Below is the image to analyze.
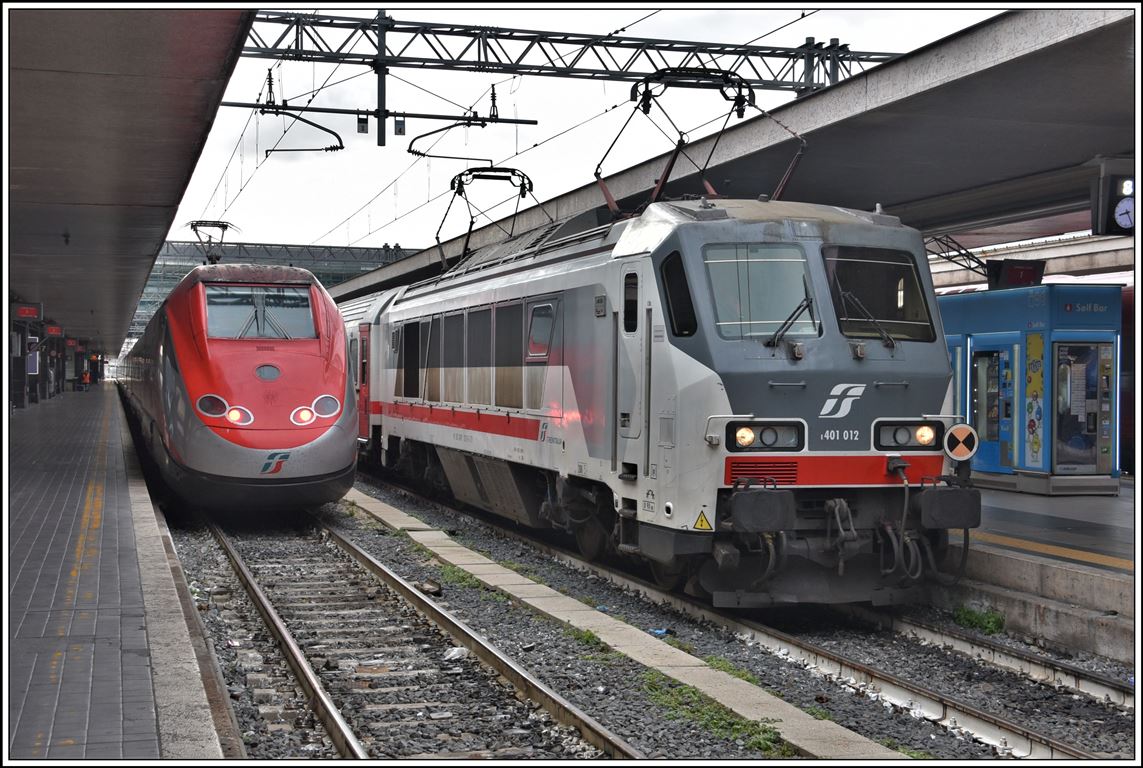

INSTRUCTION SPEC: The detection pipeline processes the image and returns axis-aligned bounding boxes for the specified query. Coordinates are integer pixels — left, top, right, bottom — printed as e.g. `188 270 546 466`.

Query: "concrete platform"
6 383 223 759
936 478 1135 664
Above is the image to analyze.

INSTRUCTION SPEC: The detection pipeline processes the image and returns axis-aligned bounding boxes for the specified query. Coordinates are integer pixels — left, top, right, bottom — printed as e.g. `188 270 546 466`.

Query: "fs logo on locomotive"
819 383 867 419
261 451 291 474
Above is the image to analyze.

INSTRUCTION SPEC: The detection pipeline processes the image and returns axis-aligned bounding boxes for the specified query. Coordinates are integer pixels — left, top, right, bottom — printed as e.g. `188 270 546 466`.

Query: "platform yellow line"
973 530 1134 572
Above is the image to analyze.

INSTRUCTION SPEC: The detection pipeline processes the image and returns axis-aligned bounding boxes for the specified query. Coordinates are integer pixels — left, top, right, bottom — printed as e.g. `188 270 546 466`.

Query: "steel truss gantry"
241 10 899 145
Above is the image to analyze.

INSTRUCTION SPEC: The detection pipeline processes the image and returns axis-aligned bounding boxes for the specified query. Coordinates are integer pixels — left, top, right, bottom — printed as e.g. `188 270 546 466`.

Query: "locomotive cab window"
704 244 818 340
623 274 639 333
205 285 317 339
661 251 697 337
821 246 935 342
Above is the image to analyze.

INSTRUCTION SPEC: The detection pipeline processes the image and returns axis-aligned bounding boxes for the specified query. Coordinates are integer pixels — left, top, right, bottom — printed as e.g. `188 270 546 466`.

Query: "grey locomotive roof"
401 197 906 300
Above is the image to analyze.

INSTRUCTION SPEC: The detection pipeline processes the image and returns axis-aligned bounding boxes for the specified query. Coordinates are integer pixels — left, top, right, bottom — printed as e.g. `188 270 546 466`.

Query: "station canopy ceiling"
7 9 253 356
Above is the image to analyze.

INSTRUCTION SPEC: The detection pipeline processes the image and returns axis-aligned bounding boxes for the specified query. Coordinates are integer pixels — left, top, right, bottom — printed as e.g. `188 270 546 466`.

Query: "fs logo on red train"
261 451 291 474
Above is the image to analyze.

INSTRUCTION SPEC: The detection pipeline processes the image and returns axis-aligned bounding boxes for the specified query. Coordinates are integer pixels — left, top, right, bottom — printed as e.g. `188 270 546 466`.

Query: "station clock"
1092 173 1134 236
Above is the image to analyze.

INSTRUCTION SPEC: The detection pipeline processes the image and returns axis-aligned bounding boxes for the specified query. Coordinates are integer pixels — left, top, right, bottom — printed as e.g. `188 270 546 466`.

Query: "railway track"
351 475 1132 760
207 519 642 759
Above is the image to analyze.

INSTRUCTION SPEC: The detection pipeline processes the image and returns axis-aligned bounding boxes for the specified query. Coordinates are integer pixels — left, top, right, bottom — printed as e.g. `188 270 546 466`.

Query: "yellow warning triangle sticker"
693 511 713 531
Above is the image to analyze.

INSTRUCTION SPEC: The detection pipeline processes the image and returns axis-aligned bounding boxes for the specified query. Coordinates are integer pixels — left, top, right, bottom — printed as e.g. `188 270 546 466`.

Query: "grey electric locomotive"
346 198 980 606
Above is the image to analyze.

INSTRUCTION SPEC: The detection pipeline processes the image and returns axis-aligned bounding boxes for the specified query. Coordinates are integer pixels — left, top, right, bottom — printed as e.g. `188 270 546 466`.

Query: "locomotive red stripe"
374 401 542 440
725 454 945 486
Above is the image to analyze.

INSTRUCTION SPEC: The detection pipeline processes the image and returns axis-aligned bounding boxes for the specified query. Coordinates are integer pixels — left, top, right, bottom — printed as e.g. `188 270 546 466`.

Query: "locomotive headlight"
915 425 936 446
759 427 780 447
735 427 756 447
893 426 912 446
226 408 242 423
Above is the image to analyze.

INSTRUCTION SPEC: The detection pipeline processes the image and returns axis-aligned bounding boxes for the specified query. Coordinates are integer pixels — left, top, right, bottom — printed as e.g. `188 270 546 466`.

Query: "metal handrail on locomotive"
342 199 982 607
119 264 358 511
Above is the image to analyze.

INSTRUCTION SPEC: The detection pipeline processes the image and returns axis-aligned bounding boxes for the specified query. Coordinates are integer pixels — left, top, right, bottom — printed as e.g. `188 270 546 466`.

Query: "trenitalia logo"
819 384 866 419
261 451 291 474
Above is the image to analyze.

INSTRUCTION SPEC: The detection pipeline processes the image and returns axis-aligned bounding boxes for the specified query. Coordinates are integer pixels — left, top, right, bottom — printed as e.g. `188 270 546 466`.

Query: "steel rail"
319 519 646 760
837 604 1134 710
208 522 370 759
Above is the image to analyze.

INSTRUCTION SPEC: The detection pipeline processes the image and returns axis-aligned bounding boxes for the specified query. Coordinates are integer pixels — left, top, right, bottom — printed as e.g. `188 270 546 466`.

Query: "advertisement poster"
1024 333 1044 469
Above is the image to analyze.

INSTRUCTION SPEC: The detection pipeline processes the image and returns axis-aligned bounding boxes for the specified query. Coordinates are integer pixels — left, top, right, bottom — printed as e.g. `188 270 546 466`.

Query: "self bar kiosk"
938 285 1122 495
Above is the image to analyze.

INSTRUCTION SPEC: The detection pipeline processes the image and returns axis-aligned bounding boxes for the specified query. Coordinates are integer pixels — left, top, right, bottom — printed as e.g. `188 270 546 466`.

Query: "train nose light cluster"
876 421 943 450
291 395 341 425
728 422 802 451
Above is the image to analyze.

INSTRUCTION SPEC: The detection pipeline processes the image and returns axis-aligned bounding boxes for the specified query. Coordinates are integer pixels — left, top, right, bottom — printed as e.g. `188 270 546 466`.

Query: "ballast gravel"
334 479 1022 759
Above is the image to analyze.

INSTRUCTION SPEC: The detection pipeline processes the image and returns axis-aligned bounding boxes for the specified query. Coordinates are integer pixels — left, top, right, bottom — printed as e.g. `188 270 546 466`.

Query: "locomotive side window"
394 326 404 397
704 244 817 340
661 251 697 337
426 317 442 402
821 246 935 342
467 308 492 405
495 302 523 409
527 305 554 358
442 313 464 403
419 319 432 400
401 322 420 398
623 274 639 332
205 285 317 339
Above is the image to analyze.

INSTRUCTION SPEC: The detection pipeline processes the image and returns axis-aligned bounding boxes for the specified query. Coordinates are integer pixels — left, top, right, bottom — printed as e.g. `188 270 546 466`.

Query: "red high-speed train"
119 264 357 510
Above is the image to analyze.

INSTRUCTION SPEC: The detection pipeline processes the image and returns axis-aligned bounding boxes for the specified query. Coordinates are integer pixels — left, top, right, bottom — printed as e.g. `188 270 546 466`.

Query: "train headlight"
876 421 943 450
224 406 254 425
312 395 340 417
291 406 316 425
727 422 803 451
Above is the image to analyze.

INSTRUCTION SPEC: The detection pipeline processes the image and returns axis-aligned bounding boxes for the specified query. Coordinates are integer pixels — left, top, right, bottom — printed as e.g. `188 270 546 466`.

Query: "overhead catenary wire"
313 10 663 246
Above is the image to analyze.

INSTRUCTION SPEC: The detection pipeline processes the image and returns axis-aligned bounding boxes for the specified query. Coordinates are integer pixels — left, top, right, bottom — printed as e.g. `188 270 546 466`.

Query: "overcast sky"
175 5 1006 252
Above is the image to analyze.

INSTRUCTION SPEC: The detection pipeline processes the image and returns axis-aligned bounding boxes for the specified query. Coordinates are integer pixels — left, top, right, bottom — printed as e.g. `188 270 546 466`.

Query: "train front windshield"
821 246 936 342
703 243 820 340
205 284 318 339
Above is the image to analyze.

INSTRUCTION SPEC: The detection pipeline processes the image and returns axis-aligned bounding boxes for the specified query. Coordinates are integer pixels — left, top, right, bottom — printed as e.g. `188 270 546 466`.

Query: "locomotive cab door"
617 264 646 442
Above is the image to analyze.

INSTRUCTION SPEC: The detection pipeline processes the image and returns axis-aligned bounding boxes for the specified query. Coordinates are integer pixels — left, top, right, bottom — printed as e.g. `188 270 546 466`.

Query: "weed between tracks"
641 669 795 757
953 605 1005 635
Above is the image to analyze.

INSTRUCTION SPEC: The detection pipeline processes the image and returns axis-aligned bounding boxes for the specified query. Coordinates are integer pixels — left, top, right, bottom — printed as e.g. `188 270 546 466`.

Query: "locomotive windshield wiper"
840 290 897 348
765 296 813 348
